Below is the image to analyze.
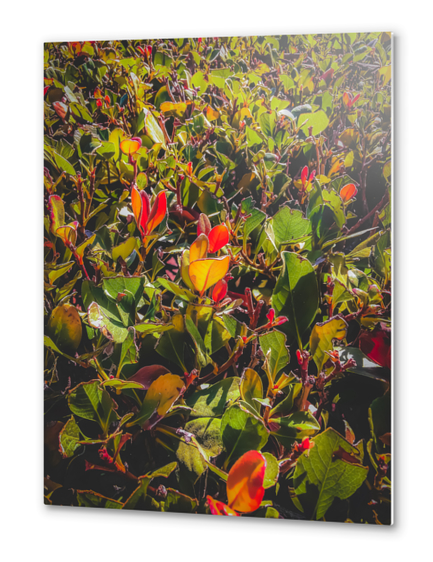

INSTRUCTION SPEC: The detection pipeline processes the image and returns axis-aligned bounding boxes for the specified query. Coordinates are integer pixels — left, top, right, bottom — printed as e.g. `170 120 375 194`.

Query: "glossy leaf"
189 255 230 296
207 496 239 516
310 317 348 372
272 252 319 345
146 191 167 234
227 450 266 512
340 183 358 202
186 377 240 417
221 405 269 466
208 224 229 253
134 374 184 430
240 368 263 416
120 137 142 155
190 233 209 263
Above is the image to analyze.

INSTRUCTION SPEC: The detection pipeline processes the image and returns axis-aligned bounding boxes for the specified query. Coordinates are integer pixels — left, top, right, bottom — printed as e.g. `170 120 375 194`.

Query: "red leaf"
207 496 239 516
266 308 275 323
208 224 229 253
146 191 167 234
128 365 171 389
212 279 228 303
359 323 391 369
301 166 308 185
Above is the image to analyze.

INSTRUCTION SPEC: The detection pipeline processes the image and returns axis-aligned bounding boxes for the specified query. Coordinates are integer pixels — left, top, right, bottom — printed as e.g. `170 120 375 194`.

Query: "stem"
346 189 389 236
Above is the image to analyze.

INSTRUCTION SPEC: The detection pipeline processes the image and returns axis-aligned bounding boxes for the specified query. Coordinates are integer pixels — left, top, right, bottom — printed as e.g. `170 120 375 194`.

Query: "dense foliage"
44 32 391 523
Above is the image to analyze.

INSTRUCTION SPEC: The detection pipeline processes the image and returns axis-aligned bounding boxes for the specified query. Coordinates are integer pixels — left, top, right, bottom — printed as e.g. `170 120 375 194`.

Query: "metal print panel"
44 33 392 524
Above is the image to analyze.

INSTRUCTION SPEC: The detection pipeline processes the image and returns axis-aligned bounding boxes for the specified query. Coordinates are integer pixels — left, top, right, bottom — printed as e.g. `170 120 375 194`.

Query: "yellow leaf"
190 233 209 263
160 101 188 118
143 373 184 423
205 106 220 121
309 317 348 372
181 250 195 290
189 256 230 296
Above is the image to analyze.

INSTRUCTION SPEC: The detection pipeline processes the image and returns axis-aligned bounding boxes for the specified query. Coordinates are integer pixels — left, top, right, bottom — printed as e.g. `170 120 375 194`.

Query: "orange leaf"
340 183 358 203
212 279 228 303
208 224 229 253
343 92 350 106
207 496 239 516
53 101 68 120
120 137 142 155
189 256 230 296
131 186 150 234
190 234 208 263
226 450 266 513
328 159 344 177
197 213 211 237
146 191 167 234
205 106 220 121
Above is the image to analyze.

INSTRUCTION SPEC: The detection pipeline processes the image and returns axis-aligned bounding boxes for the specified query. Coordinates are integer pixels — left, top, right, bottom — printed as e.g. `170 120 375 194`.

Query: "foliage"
44 32 391 523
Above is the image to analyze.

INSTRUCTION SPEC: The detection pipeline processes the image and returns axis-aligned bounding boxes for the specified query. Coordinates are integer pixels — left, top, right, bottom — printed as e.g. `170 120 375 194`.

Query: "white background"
1 1 431 559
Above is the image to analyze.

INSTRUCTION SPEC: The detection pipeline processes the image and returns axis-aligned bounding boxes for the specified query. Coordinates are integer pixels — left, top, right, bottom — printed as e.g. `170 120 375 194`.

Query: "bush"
44 32 391 523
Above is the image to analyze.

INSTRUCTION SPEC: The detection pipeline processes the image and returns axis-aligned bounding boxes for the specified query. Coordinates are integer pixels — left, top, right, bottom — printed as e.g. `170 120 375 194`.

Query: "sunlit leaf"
146 191 167 233
189 255 230 296
310 316 348 372
208 224 229 253
226 450 266 512
190 233 209 263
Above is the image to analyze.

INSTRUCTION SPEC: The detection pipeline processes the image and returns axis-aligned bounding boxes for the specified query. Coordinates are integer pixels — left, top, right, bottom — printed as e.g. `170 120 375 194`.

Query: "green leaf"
155 326 187 372
103 276 145 306
271 411 320 449
259 330 290 383
272 252 319 346
112 237 138 262
87 301 129 343
310 317 348 372
157 277 196 302
77 491 122 509
243 208 266 250
246 126 263 146
240 368 263 416
54 151 76 175
293 428 368 520
263 452 279 488
59 416 81 458
298 110 329 136
186 377 240 417
271 207 311 246
144 108 166 148
221 405 269 467
185 314 212 369
176 417 223 477
68 380 119 435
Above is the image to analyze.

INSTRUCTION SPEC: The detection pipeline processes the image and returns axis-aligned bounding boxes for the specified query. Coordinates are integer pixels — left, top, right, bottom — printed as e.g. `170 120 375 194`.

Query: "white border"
1 2 431 560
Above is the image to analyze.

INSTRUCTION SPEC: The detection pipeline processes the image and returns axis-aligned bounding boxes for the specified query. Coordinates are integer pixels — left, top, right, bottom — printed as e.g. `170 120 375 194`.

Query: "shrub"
44 32 391 523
